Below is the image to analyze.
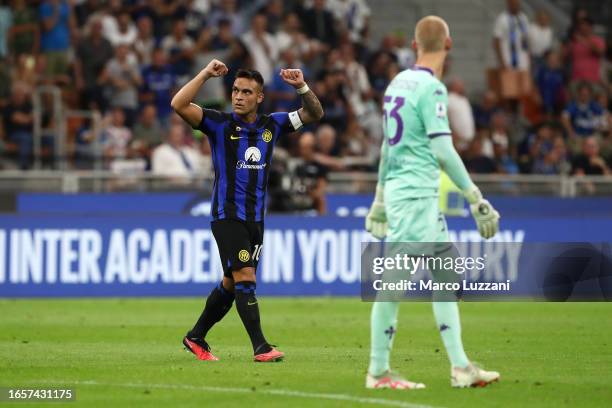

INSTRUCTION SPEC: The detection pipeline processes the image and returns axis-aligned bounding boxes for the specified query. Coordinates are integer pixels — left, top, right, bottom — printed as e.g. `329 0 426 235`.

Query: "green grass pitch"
1 298 611 407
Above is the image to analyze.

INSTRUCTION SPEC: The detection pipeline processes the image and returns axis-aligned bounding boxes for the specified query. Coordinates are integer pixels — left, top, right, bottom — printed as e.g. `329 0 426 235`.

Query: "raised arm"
279 69 324 125
171 59 228 128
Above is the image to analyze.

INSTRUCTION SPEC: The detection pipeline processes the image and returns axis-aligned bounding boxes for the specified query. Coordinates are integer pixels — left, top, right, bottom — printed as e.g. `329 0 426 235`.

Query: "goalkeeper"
365 16 501 390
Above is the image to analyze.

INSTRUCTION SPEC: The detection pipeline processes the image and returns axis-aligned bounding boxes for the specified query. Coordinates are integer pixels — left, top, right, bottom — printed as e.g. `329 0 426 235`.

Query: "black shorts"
211 219 264 278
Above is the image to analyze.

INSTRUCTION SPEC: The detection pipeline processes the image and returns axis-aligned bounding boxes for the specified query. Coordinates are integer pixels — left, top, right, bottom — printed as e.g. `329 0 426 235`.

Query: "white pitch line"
32 379 441 408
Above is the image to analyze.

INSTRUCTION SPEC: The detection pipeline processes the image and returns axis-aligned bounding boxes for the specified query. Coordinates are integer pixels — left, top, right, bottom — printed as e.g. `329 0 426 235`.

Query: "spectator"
151 124 204 179
190 32 227 110
100 44 142 124
314 124 345 170
74 0 99 27
210 18 234 51
330 0 371 45
75 18 114 110
0 57 10 107
39 0 75 83
241 12 279 85
447 77 476 153
367 51 395 105
134 16 155 66
101 107 132 164
464 134 497 174
535 50 565 116
317 69 350 133
275 12 319 63
490 111 511 156
561 82 604 139
532 135 567 174
493 0 530 71
527 10 553 71
572 136 610 175
264 0 284 34
494 135 520 174
473 90 500 130
339 42 378 136
2 82 33 169
11 53 39 88
340 117 371 158
161 19 195 84
294 131 328 214
564 7 589 44
7 0 39 58
222 40 253 101
183 0 208 39
0 1 11 59
565 17 606 84
104 10 137 47
302 0 337 48
141 48 176 123
208 0 245 37
132 104 164 158
396 36 416 69
268 47 304 112
596 92 610 135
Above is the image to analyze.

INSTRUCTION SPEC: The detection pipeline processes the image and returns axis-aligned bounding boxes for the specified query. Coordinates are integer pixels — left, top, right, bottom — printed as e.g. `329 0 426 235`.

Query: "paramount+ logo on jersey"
236 146 266 170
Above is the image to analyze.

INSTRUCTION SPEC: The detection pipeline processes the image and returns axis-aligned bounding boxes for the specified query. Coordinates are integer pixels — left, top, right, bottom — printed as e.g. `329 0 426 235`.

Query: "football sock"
234 281 271 354
188 281 235 339
368 301 399 376
432 301 470 368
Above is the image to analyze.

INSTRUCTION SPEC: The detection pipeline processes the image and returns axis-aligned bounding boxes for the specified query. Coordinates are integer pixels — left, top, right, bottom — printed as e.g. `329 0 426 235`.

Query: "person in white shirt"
493 0 530 70
528 10 553 72
152 124 204 180
134 16 155 66
447 78 476 153
104 11 137 47
241 12 279 84
328 0 371 44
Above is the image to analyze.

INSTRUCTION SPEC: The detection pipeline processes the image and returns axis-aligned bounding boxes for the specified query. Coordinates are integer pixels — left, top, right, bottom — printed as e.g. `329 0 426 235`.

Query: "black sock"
234 281 271 354
188 282 235 339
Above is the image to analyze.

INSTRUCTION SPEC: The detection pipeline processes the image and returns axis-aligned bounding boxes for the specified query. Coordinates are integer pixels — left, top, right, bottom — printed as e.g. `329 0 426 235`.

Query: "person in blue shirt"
171 59 323 363
536 50 565 116
562 82 604 138
39 0 74 80
141 48 176 124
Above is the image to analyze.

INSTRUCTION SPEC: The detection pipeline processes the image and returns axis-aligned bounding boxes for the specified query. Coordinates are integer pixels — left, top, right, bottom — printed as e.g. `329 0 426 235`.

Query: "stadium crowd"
0 0 610 185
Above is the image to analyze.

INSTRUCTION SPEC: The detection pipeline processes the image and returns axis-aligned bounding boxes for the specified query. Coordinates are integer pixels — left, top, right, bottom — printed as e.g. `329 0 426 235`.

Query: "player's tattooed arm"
279 68 324 125
297 89 324 125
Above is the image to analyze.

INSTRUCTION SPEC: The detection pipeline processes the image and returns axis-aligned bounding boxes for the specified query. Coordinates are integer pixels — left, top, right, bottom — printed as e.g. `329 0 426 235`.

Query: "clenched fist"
203 59 228 78
280 68 306 89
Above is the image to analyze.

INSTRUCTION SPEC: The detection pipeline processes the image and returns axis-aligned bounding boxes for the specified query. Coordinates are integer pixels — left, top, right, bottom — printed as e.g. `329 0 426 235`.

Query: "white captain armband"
288 110 304 130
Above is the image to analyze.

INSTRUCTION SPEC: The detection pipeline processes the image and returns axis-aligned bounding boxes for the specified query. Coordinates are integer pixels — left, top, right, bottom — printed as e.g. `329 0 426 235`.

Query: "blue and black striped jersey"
196 109 299 221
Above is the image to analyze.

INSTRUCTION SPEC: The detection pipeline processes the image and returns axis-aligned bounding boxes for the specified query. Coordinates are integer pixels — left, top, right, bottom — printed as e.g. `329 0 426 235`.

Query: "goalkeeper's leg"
368 301 399 376
431 223 499 387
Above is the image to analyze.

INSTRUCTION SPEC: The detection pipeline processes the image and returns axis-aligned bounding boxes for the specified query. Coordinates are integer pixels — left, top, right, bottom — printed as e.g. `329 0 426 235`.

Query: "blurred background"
0 0 610 297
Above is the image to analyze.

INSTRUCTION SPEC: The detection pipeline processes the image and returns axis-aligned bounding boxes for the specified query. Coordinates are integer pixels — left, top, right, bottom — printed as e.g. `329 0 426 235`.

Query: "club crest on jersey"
238 249 250 262
262 129 273 143
236 146 266 170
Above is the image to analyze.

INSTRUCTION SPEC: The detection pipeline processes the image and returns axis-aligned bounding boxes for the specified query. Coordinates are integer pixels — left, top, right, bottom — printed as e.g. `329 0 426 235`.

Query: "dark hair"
235 69 264 88
577 81 592 94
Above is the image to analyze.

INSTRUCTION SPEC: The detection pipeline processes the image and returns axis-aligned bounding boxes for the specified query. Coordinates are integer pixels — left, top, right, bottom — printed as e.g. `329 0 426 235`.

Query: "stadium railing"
0 170 611 197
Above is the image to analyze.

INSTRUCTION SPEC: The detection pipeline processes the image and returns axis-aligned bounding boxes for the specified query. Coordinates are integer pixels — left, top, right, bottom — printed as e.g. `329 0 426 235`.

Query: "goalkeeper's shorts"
386 196 450 247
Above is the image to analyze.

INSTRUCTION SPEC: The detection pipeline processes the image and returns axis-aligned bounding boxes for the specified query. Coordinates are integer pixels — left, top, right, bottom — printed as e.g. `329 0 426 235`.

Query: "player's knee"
222 276 235 293
232 267 256 282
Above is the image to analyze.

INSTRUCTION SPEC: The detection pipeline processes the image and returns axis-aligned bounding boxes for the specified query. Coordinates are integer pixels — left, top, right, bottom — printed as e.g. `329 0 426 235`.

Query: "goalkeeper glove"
464 186 500 239
365 184 387 239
